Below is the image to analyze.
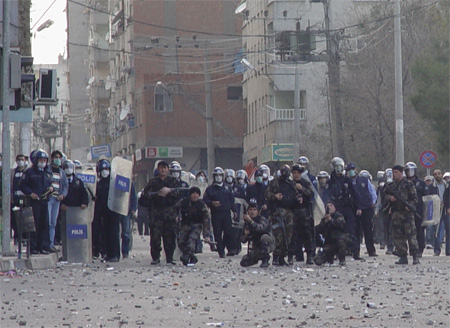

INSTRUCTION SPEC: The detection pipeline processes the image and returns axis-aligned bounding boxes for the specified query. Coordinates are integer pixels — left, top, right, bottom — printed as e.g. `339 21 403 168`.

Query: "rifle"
384 182 421 219
146 187 190 197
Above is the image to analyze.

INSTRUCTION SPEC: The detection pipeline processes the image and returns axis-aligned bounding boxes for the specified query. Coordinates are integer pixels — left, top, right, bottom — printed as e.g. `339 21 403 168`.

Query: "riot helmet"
443 172 450 181
405 162 417 178
254 169 264 184
317 171 329 187
376 171 385 183
224 169 236 185
259 164 270 181
62 160 75 176
331 157 345 175
297 156 310 172
169 163 182 179
280 165 291 180
97 159 111 178
359 170 372 181
236 169 248 186
35 150 49 169
384 168 393 183
212 167 224 184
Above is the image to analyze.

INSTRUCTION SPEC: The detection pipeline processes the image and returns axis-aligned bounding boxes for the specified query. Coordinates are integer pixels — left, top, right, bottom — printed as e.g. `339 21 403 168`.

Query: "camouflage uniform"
291 178 315 259
314 211 351 265
265 178 296 258
384 179 419 257
139 175 180 263
240 215 275 267
175 197 211 264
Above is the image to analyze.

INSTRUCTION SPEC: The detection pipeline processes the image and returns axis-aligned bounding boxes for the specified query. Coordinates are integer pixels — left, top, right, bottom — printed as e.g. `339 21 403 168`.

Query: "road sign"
419 150 437 168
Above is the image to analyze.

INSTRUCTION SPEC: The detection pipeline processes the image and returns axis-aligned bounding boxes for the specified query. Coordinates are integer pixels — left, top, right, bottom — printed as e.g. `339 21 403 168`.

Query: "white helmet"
331 157 345 175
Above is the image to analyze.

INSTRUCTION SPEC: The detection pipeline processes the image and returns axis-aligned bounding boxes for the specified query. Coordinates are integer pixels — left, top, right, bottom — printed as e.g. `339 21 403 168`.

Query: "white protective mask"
65 168 74 176
17 160 25 168
197 176 205 183
101 170 110 178
37 162 46 169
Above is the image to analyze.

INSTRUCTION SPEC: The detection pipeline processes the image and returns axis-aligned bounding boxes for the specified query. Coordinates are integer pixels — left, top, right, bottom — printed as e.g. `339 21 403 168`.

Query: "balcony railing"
267 105 306 122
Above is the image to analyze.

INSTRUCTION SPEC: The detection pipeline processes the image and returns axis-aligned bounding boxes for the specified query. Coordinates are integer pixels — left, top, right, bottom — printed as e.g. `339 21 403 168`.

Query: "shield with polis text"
108 157 133 216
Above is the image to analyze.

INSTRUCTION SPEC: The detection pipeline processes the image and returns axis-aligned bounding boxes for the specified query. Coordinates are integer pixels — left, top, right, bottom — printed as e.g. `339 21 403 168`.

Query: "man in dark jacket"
314 201 350 266
240 199 275 268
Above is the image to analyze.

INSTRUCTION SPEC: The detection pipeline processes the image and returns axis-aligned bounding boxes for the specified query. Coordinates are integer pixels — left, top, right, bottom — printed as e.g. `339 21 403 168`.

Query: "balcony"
267 105 306 123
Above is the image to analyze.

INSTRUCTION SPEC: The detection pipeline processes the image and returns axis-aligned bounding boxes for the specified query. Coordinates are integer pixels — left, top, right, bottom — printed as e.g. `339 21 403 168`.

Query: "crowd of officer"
10 150 450 268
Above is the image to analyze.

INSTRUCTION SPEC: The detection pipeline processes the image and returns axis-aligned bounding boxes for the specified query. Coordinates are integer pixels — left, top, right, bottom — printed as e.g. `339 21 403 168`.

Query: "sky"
30 0 67 64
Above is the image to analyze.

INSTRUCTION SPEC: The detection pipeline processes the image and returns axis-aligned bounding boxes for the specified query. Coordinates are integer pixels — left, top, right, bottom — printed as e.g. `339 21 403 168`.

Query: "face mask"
37 161 46 169
214 175 223 183
101 170 110 178
348 169 356 178
379 182 385 187
335 165 344 175
172 172 180 179
53 158 61 166
197 176 204 183
65 168 74 176
237 178 245 185
17 160 25 168
255 176 263 184
225 176 233 184
262 173 268 180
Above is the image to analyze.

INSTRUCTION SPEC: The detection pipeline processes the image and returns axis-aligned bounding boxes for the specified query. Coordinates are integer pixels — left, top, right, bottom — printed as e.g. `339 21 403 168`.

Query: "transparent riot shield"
108 157 133 216
422 194 441 226
63 207 92 263
76 169 97 223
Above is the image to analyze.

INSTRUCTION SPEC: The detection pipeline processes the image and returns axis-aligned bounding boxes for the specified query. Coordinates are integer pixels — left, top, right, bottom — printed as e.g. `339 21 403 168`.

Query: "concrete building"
241 0 385 172
105 0 245 189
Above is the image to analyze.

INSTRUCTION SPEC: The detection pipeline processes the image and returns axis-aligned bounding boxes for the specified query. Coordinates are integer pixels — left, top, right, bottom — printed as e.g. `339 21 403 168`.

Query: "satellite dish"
235 1 247 14
88 76 95 85
119 106 130 120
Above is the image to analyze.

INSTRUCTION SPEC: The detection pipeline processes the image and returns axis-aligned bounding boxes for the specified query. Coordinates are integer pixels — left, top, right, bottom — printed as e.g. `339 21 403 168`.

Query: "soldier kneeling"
314 201 350 266
175 187 211 266
240 199 275 268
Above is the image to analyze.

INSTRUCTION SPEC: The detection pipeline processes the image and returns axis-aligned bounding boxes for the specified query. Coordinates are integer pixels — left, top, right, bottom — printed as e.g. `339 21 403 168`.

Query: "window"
154 88 173 112
227 86 242 100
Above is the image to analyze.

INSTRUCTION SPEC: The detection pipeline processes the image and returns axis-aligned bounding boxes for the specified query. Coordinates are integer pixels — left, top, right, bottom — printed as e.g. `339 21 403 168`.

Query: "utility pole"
1 0 12 255
204 46 215 181
394 0 404 165
293 64 301 159
323 0 345 159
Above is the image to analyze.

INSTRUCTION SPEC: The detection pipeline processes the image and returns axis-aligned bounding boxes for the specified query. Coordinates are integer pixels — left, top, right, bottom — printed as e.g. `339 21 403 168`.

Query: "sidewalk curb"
0 251 60 272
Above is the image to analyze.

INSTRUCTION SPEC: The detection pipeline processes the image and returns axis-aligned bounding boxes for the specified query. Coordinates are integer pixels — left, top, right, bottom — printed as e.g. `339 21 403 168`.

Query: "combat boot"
395 256 408 265
353 251 365 262
412 254 420 265
272 255 280 266
306 253 314 265
189 254 198 264
338 256 346 266
180 254 190 266
287 254 294 265
278 256 290 266
260 257 270 268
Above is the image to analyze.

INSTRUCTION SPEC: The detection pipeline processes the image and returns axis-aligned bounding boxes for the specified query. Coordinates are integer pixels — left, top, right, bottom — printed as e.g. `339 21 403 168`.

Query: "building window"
227 86 242 100
154 88 173 112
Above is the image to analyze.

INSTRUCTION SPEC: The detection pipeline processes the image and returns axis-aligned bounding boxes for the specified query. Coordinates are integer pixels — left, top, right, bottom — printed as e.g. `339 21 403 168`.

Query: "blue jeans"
434 213 450 255
120 214 131 257
47 196 61 248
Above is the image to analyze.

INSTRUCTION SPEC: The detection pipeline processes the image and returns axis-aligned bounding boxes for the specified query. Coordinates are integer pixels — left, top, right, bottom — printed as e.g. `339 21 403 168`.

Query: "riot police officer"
322 157 363 261
93 159 120 262
203 167 236 258
19 150 53 254
405 162 428 257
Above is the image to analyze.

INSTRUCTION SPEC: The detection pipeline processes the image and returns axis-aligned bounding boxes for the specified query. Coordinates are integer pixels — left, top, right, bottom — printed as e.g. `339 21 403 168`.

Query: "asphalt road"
1 232 449 328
